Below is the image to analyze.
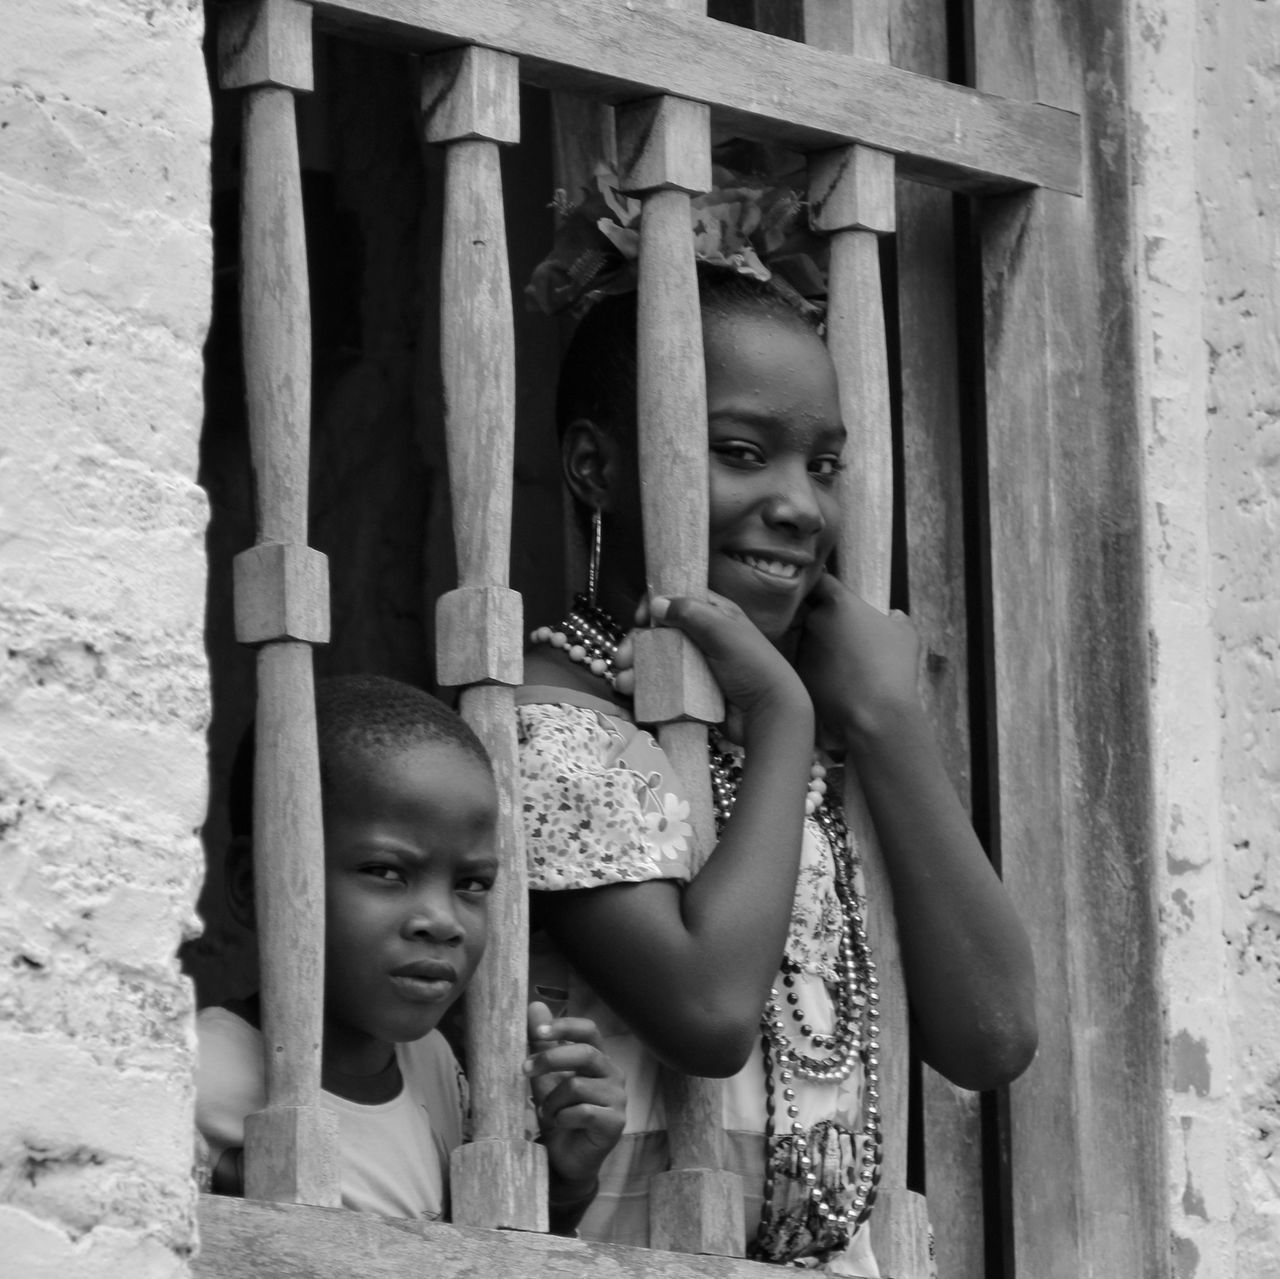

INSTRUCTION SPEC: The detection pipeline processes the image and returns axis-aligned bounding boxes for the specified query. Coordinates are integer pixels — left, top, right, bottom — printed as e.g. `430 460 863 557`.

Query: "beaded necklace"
709 737 881 1263
530 599 882 1266
529 594 626 686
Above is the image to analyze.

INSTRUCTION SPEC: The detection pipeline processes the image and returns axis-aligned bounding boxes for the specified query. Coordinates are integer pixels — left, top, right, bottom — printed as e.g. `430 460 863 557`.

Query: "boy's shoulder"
195 1002 465 1146
195 1003 267 1162
197 1003 264 1072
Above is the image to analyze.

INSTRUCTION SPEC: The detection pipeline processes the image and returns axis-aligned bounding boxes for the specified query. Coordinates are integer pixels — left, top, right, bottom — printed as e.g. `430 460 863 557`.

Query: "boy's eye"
361 864 406 885
456 874 495 897
711 440 764 466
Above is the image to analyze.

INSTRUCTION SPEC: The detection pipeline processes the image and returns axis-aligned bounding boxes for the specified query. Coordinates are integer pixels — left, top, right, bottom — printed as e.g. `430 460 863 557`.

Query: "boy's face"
321 739 498 1076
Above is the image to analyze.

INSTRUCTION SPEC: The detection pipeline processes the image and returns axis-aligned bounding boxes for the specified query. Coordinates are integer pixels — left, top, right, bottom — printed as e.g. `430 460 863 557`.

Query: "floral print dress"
517 685 879 1276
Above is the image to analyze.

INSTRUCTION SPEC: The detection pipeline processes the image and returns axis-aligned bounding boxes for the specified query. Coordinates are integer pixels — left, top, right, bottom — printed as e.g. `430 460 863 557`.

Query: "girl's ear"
226 835 256 933
562 418 626 513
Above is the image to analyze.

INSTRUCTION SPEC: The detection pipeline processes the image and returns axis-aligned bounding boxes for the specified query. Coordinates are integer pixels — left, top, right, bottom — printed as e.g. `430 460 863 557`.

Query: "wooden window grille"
196 0 1165 1276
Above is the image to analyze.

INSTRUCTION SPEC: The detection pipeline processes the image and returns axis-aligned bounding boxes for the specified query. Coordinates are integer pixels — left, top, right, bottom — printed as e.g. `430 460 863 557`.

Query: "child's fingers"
524 1039 619 1083
645 593 750 661
613 634 636 697
533 1015 606 1051
540 1099 626 1146
803 571 840 609
527 1000 555 1046
535 1074 627 1129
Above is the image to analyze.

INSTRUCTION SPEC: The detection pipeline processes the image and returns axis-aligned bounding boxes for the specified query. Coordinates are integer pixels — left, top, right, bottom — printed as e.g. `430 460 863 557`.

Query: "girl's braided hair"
555 262 821 444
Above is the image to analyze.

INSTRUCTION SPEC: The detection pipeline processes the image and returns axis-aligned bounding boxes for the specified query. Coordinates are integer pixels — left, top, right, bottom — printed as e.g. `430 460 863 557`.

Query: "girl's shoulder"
516 683 634 721
516 685 647 767
516 685 696 890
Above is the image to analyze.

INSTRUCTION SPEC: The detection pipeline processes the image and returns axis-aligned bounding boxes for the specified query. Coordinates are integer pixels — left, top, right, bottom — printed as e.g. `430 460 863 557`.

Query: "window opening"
186 4 1162 1278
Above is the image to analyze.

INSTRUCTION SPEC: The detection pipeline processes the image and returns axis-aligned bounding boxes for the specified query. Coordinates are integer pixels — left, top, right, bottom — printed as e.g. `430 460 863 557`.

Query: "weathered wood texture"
422 46 547 1232
707 0 802 42
888 2 985 1274
234 543 330 646
806 5 929 1275
195 1194 868 1279
974 0 1166 1274
220 0 339 1209
308 0 1080 194
617 92 742 1259
980 184 1079 1276
219 0 315 92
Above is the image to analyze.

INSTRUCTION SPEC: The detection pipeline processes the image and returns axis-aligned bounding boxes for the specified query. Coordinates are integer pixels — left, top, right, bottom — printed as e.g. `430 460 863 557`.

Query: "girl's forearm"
677 698 814 967
844 707 1038 1090
542 697 814 1076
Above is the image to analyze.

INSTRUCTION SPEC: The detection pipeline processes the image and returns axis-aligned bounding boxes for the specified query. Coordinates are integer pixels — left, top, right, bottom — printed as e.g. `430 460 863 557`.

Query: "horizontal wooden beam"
308 0 1081 195
195 1195 791 1278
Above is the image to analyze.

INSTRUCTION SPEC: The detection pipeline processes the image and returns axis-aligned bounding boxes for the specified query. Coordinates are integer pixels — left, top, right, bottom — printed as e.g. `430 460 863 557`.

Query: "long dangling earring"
587 506 603 608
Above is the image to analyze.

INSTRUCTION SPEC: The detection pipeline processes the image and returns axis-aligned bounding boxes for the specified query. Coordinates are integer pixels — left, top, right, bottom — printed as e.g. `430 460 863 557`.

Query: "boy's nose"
402 895 464 945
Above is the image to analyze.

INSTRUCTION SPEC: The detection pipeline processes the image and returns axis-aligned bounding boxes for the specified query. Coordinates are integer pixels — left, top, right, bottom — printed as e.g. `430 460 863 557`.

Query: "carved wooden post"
614 95 741 1258
421 45 548 1233
806 1 932 1274
218 0 339 1207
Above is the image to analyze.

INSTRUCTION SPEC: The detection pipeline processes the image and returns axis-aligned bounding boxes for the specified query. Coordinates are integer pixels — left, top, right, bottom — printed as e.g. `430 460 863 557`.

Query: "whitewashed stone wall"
3 0 1279 1275
1135 0 1280 1274
0 2 211 1276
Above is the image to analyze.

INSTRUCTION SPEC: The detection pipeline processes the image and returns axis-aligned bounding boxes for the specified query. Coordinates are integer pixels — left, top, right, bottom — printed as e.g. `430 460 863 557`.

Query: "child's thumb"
527 1000 554 1043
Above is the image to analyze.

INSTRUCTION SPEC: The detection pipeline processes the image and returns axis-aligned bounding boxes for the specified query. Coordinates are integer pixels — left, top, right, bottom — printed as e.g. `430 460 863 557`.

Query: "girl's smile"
703 313 846 642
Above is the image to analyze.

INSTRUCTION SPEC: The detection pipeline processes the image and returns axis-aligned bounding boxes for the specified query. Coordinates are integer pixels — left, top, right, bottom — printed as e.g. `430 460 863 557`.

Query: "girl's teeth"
739 555 798 578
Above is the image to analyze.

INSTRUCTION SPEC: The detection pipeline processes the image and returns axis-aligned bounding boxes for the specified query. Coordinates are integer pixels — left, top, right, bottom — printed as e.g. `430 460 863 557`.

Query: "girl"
518 266 1036 1272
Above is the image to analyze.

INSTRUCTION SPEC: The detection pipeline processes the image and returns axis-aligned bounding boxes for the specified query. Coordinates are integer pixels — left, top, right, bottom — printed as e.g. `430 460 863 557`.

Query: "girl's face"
702 311 845 642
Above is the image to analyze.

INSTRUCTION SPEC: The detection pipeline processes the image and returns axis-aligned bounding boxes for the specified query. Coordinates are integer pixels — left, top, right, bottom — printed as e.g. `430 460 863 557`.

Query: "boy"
196 675 625 1232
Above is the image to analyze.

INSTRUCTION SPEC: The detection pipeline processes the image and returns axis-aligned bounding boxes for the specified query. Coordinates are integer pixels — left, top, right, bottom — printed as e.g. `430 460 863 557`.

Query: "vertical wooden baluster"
615 95 742 1259
218 0 339 1207
805 2 931 1274
421 46 548 1234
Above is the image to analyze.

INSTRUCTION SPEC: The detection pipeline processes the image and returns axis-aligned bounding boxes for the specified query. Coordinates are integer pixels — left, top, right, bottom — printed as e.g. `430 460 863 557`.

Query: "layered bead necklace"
530 597 882 1265
529 594 626 687
709 738 881 1262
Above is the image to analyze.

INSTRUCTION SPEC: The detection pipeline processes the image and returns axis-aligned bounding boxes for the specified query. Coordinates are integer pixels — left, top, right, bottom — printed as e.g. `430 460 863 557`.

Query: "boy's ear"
562 418 625 513
225 835 256 933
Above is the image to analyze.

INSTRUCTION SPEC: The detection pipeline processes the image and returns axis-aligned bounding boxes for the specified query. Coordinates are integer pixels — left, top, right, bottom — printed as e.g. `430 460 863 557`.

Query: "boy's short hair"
228 675 491 839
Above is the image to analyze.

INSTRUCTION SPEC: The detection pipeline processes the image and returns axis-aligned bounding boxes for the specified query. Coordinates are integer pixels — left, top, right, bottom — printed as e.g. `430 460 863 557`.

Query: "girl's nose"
402 893 464 945
762 466 824 535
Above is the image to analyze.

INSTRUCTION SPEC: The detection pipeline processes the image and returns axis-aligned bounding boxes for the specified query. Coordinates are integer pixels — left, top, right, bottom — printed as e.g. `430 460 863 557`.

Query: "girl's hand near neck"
793 573 1038 1090
792 573 923 751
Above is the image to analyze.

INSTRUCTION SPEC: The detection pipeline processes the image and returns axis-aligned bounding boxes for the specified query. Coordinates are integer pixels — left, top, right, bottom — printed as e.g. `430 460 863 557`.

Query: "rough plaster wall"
0 1 211 1275
1135 0 1280 1274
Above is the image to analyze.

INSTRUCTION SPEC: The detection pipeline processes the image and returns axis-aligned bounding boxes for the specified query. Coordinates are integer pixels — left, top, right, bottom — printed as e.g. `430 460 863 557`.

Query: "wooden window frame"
195 1 1166 1276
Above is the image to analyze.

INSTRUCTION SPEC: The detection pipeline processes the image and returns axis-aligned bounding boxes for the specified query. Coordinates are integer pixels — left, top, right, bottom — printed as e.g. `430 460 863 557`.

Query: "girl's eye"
809 455 846 481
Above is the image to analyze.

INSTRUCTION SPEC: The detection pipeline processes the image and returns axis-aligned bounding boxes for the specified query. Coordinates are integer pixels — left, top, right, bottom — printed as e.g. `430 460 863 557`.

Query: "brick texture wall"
1136 0 1280 1274
0 2 211 1275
